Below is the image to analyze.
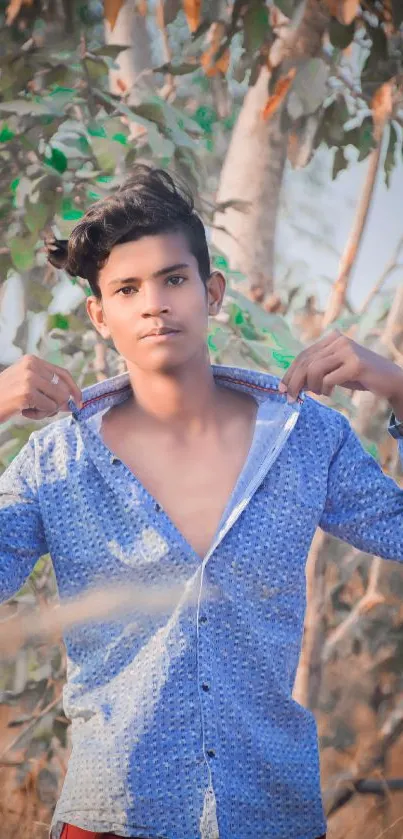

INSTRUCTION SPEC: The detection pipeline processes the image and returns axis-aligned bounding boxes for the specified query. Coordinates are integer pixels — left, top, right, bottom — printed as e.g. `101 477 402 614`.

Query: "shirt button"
155 503 161 512
202 683 210 692
199 616 207 624
206 749 216 758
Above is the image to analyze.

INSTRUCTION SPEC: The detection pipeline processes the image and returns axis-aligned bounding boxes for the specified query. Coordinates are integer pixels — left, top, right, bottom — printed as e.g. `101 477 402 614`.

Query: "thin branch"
325 701 403 817
80 34 97 118
0 694 62 761
322 556 384 663
359 235 403 316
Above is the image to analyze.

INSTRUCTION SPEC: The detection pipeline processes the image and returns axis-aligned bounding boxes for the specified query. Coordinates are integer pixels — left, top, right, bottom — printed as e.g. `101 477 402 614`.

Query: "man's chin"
132 349 189 374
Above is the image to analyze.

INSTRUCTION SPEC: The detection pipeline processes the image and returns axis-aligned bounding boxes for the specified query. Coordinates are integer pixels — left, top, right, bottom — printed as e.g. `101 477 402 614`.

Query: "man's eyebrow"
108 264 190 286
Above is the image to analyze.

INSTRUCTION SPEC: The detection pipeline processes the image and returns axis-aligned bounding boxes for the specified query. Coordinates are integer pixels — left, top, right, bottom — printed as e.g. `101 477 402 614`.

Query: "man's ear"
86 296 111 340
207 271 226 316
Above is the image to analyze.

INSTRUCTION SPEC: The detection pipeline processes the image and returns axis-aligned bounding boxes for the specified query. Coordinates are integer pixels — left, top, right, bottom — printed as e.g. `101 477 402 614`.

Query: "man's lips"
140 327 181 339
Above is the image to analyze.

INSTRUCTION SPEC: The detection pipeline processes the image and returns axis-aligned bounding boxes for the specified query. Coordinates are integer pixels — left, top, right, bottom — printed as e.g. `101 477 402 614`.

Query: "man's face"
86 231 225 374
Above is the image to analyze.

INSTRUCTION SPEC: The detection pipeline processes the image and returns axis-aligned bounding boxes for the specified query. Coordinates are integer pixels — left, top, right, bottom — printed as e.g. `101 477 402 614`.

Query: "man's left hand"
279 330 403 418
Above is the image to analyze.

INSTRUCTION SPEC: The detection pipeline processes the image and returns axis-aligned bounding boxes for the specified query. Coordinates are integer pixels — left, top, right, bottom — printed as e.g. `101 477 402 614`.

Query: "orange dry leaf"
183 0 201 33
201 22 229 77
261 68 296 121
116 77 128 93
325 0 359 25
372 80 393 131
6 0 33 25
104 0 125 30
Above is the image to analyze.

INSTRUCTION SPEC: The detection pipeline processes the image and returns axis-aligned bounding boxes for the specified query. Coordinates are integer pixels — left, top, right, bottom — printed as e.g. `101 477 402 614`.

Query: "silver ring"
51 373 60 386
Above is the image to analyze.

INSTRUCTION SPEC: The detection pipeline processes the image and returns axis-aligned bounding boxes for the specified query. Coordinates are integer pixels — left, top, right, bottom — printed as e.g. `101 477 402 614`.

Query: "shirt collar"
67 364 303 423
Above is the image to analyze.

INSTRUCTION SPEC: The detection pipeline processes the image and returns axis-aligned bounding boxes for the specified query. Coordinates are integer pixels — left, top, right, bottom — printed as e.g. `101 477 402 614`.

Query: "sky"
278 141 403 313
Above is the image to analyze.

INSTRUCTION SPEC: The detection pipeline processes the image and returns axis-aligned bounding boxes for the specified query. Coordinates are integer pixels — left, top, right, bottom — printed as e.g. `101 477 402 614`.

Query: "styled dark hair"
45 165 210 298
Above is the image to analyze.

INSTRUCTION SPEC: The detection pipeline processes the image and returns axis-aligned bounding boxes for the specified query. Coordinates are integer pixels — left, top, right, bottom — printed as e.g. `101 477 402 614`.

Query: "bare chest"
102 423 255 560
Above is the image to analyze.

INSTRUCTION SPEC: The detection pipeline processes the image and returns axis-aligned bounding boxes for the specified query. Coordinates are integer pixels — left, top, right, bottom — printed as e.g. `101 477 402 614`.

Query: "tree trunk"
104 0 153 102
212 69 287 297
212 0 330 298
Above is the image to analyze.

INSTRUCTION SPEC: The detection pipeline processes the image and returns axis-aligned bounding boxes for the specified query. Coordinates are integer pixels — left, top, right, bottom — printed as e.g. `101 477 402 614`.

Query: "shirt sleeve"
0 434 48 603
319 416 403 562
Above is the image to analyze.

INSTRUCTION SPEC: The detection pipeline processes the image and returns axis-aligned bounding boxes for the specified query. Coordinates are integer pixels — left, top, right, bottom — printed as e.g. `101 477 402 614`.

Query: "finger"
282 357 311 400
280 330 343 392
305 355 343 395
21 385 59 415
21 408 57 420
35 372 73 409
40 361 83 407
323 361 360 394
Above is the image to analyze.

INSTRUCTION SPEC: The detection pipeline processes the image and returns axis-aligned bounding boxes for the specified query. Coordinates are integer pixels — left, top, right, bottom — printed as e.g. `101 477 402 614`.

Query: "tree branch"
325 701 403 817
322 556 384 663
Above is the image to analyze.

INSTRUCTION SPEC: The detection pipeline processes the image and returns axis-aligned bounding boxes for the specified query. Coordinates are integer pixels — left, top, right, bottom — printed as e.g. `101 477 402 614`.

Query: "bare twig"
359 235 403 317
322 556 384 662
80 34 97 118
322 131 385 329
325 701 403 816
0 694 62 761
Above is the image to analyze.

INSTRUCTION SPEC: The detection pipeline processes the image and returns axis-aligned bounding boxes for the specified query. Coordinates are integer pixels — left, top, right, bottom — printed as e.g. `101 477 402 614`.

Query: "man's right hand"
0 355 83 423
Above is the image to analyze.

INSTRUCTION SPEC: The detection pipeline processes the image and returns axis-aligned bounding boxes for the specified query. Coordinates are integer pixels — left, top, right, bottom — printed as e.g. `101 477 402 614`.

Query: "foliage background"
1 0 403 837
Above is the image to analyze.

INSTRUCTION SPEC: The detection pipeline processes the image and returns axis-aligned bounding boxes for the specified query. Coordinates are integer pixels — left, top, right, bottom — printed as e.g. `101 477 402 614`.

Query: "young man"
0 165 402 839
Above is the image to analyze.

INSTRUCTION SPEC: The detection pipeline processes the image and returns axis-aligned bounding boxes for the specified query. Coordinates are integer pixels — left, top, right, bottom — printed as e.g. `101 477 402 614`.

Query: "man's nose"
140 286 170 317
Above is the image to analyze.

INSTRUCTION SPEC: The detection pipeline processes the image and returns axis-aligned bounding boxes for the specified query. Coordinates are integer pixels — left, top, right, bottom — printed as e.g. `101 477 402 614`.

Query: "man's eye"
167 276 186 286
117 286 137 296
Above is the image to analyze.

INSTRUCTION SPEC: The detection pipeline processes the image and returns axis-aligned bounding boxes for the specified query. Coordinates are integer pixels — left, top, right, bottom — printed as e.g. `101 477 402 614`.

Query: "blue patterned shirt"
0 364 402 839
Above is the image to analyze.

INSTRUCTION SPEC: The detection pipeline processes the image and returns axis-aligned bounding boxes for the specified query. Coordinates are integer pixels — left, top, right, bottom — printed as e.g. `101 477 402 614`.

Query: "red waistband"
61 825 326 839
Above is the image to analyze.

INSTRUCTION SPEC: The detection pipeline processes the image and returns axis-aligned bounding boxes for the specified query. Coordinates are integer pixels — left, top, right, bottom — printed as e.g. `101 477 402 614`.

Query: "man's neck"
124 352 221 439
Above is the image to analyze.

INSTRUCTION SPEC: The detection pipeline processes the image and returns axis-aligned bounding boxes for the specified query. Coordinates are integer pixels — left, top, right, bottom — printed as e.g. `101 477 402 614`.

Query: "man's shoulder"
29 414 82 461
297 393 352 460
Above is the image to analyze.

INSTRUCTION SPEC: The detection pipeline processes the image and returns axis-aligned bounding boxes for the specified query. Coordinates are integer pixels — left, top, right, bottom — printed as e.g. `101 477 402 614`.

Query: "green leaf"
25 201 49 235
154 61 198 76
83 57 109 83
90 45 128 59
88 123 107 138
273 0 295 15
47 87 76 111
45 147 68 173
163 0 181 24
362 23 388 81
329 18 355 49
95 91 175 160
10 236 36 272
225 288 302 355
384 123 397 188
332 147 348 179
243 0 270 54
193 105 217 134
213 254 229 270
320 98 350 147
111 132 128 145
0 123 15 142
89 136 122 174
391 0 403 28
0 99 52 116
357 116 376 162
49 313 70 331
61 198 84 221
